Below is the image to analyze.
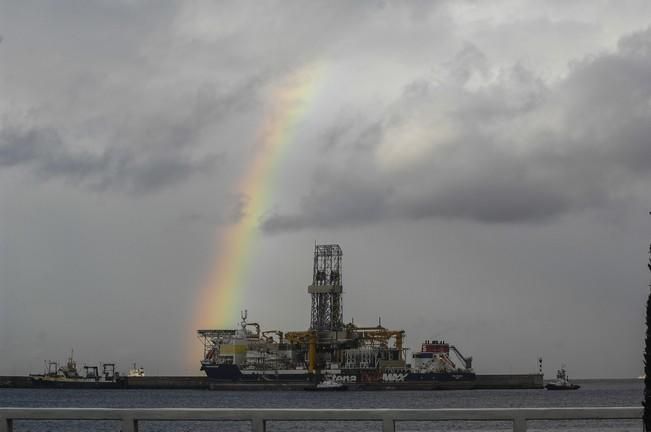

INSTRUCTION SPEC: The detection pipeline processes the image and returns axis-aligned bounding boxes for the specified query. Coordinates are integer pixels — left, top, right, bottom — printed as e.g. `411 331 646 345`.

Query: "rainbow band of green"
196 62 326 329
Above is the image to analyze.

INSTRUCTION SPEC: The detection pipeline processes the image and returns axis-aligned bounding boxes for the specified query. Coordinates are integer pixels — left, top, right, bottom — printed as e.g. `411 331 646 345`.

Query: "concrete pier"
1 374 543 390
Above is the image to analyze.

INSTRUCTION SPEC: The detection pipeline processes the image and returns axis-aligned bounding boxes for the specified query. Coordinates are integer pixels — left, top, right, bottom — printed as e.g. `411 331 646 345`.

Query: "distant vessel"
29 350 125 388
545 367 580 390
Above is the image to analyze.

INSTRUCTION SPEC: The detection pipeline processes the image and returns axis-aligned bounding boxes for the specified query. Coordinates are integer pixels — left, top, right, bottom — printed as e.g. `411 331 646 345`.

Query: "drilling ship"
198 244 475 385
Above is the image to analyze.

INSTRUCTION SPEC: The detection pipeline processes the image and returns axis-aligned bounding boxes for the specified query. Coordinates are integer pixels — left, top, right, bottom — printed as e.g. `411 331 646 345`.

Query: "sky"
0 0 650 378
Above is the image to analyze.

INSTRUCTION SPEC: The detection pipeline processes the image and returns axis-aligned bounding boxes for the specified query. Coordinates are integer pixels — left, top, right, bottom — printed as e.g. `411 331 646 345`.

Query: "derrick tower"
308 244 343 332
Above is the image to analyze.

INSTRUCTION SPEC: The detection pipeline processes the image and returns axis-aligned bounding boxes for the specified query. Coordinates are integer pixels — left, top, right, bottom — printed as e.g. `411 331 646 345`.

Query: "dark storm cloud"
263 28 651 232
0 69 266 194
0 0 276 196
263 170 392 232
0 125 219 194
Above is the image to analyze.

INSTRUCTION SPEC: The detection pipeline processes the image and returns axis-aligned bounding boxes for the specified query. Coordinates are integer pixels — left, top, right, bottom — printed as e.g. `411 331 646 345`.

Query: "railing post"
121 416 138 432
382 417 395 432
0 417 12 432
512 416 527 432
251 416 265 432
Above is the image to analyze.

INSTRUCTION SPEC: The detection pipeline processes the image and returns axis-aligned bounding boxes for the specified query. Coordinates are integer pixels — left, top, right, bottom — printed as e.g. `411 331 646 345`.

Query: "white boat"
304 378 348 391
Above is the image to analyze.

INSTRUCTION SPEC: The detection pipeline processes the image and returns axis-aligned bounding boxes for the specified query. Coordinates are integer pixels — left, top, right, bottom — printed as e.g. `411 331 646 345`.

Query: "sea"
0 379 642 431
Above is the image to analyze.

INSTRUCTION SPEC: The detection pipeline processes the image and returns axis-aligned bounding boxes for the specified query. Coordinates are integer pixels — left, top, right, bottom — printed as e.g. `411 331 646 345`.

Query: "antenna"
240 310 248 329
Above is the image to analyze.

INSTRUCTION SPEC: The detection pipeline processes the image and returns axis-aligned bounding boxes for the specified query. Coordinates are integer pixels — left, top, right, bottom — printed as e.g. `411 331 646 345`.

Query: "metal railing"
0 407 642 432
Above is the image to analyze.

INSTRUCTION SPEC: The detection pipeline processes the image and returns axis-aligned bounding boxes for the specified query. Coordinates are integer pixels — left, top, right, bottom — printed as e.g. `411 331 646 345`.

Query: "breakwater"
0 374 543 390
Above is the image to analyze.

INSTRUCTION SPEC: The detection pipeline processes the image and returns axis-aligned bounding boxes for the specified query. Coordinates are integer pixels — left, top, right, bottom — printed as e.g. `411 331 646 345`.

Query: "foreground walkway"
0 406 643 432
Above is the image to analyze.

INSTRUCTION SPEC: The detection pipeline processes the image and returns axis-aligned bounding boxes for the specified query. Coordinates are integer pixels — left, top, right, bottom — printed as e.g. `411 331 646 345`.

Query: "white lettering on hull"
331 375 357 383
382 373 408 382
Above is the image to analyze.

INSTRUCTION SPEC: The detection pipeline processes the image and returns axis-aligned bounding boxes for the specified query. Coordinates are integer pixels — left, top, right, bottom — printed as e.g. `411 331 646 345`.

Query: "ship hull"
545 383 580 390
202 364 475 384
29 378 127 389
202 364 307 382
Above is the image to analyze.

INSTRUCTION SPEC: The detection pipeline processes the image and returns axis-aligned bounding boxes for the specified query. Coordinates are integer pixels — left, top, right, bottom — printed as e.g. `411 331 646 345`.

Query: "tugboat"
545 367 580 390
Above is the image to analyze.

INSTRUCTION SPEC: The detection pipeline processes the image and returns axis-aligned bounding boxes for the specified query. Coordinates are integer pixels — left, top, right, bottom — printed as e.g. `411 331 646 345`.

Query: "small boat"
29 350 126 388
304 378 348 391
545 367 580 390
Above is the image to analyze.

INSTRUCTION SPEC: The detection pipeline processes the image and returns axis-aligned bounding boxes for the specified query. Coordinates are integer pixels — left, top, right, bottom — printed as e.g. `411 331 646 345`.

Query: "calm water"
0 379 642 431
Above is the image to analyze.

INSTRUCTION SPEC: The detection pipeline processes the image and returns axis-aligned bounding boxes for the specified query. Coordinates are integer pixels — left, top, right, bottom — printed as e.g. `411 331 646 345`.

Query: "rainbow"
195 62 325 331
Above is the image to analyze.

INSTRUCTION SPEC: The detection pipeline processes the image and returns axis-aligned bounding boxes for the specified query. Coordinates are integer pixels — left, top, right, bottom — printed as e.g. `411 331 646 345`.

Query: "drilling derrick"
308 244 343 332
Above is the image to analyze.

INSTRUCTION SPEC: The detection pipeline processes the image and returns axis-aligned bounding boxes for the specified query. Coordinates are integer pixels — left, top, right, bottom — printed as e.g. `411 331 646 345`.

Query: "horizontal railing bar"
0 407 642 421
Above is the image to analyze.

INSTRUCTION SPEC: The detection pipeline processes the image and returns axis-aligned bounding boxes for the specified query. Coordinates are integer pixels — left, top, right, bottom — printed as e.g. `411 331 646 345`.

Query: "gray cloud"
0 68 267 195
0 126 219 194
263 28 651 232
264 170 392 232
